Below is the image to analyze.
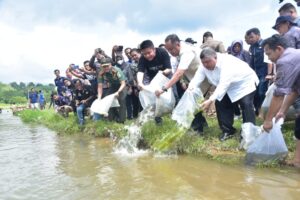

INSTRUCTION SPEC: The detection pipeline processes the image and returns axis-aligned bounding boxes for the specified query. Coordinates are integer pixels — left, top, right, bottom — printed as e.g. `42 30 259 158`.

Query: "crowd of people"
48 1 300 166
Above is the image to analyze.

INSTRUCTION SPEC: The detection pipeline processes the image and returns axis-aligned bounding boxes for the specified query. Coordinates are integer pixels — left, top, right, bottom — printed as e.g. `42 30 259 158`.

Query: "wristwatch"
162 86 168 92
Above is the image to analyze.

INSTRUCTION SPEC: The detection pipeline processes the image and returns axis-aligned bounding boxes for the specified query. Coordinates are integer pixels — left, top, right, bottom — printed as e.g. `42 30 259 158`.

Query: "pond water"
0 111 299 200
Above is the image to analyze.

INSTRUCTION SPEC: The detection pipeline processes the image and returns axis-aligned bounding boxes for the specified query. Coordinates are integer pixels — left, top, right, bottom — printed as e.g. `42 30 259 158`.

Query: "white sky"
0 0 297 84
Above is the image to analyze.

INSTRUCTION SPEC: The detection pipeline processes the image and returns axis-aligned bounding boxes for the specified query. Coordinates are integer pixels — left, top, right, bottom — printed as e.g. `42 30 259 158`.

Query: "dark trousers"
254 77 268 114
215 92 256 133
126 92 141 119
108 90 127 123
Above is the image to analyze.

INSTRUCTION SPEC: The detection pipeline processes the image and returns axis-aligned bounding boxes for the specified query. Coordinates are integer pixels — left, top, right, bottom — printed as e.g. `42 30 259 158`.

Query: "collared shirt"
249 39 268 78
177 42 201 82
200 38 226 53
274 48 300 96
294 16 300 27
283 26 300 49
98 66 126 88
190 53 259 102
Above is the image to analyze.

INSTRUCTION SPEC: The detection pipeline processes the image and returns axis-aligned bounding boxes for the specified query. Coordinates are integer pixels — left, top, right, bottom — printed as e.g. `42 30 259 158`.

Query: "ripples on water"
0 110 300 200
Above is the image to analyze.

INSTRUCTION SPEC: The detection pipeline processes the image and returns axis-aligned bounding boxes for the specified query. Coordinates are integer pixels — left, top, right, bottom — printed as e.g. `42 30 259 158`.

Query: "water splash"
113 124 148 156
113 107 155 156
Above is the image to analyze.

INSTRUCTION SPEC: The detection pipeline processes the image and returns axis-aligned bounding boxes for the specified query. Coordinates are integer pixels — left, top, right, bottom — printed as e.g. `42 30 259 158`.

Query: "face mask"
117 60 123 65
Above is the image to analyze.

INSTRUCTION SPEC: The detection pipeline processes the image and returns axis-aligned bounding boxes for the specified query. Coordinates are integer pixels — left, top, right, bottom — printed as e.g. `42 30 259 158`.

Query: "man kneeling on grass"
74 80 96 126
53 92 73 117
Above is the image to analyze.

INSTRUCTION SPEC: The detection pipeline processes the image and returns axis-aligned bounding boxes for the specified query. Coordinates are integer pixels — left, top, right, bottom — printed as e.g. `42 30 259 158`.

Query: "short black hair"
246 28 261 36
279 3 296 13
165 34 180 44
203 31 213 38
261 34 289 50
83 60 89 66
139 40 154 50
54 69 60 73
124 47 131 52
158 44 165 48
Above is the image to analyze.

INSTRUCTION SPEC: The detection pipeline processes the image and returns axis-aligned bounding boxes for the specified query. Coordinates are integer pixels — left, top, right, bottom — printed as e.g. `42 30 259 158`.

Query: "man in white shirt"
189 48 259 141
155 34 209 133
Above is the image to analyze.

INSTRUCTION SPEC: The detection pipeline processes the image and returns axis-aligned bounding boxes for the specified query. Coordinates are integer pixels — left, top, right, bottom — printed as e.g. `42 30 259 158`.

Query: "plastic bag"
139 72 175 116
239 122 261 150
171 88 204 128
90 94 120 117
260 83 296 120
139 86 156 109
155 86 176 117
245 118 288 165
261 83 276 109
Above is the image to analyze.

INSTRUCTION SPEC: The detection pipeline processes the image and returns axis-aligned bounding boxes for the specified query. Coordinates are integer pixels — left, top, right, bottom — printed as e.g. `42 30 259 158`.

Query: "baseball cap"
272 15 297 29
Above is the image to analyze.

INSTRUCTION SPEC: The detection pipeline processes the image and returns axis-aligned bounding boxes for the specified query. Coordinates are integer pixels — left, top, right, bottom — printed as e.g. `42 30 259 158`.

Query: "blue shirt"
29 92 38 103
54 76 65 95
39 92 45 103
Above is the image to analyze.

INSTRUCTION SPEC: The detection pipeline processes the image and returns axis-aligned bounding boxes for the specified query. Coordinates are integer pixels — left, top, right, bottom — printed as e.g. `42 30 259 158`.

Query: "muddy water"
0 111 300 200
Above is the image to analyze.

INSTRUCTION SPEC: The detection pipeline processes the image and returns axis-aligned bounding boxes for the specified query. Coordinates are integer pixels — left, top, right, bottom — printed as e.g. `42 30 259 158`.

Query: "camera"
96 48 103 54
116 45 123 52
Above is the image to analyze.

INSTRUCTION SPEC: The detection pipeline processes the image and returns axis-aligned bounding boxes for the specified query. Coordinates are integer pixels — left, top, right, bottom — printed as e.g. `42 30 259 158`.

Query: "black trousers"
215 91 256 133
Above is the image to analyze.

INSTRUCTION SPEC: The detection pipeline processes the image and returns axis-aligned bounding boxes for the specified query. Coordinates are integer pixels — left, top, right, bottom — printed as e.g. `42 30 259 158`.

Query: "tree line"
0 82 55 104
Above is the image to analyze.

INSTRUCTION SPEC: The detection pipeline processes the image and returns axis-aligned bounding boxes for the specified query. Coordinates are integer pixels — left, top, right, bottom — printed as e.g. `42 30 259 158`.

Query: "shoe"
219 132 235 141
155 117 163 125
79 119 84 126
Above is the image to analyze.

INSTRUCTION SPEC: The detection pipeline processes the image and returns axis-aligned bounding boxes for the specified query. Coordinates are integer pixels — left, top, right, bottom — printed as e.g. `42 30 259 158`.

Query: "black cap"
185 37 197 44
272 15 297 29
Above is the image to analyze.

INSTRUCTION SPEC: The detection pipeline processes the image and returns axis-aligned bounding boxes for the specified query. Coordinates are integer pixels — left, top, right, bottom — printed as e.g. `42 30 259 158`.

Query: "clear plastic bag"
171 88 203 128
155 86 176 117
139 86 156 109
139 72 175 116
239 122 261 150
245 118 288 165
260 84 296 120
90 94 120 117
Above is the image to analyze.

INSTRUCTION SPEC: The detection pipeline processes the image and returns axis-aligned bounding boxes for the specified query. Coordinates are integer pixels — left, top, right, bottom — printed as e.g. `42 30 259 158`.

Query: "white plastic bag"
260 83 296 120
91 94 120 117
261 83 276 109
239 122 262 150
245 118 288 165
139 72 175 116
155 87 176 117
139 86 156 109
171 88 203 128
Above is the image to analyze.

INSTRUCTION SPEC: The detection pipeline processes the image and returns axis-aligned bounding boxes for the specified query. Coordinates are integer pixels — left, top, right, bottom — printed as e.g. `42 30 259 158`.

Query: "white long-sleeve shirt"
177 42 201 81
189 53 259 102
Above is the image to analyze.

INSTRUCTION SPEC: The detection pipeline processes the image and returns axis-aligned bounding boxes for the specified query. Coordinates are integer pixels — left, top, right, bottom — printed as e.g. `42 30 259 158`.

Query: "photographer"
112 45 124 65
89 48 110 70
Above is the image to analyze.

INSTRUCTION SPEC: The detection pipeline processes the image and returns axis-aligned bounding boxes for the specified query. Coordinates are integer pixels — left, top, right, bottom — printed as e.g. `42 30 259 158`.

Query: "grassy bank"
15 109 296 167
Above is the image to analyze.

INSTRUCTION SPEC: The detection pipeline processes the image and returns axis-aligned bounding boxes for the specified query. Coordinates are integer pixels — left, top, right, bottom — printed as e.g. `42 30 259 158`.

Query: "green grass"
16 109 297 167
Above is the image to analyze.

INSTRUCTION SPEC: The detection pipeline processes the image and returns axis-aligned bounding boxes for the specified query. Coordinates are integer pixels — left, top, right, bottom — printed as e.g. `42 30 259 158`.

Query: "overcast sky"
0 0 296 84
